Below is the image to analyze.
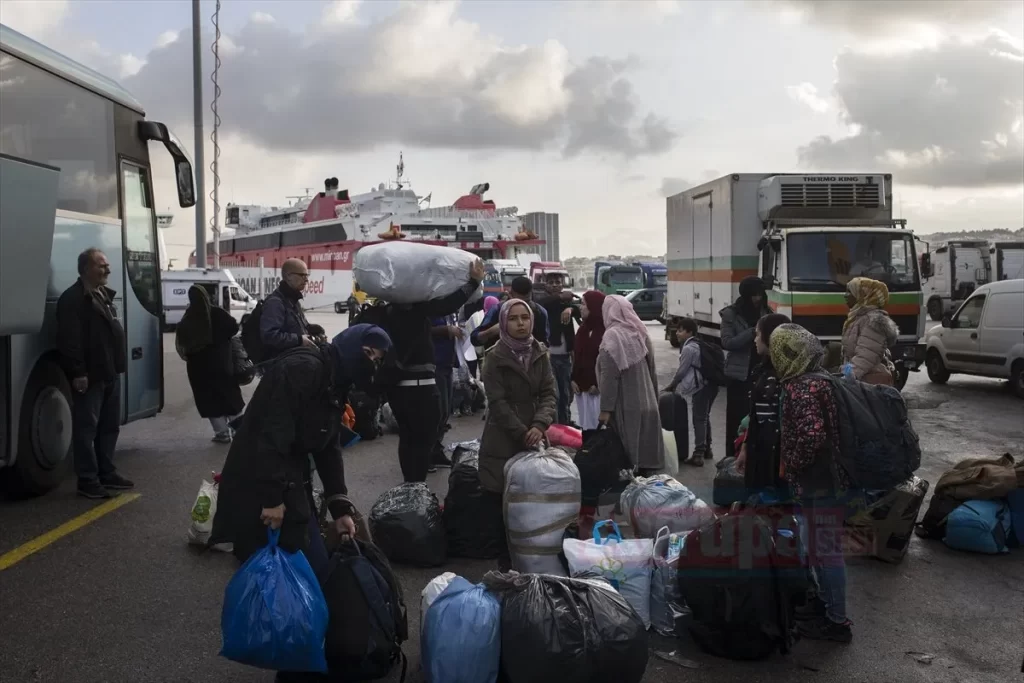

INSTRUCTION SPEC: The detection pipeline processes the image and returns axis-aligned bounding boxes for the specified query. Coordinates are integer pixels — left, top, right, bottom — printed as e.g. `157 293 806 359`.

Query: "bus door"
119 161 164 420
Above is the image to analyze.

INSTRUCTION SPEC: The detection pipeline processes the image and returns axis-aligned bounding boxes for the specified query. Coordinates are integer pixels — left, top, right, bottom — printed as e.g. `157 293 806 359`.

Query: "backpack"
821 375 921 491
348 389 382 441
320 539 408 682
240 301 267 364
678 510 809 660
695 339 726 386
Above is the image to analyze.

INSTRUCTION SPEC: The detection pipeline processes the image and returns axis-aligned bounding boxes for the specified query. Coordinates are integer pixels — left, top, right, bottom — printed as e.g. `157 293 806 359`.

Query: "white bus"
0 23 195 495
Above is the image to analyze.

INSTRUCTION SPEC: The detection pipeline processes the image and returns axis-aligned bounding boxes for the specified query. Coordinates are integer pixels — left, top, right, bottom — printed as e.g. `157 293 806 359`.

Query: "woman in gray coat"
597 295 665 475
719 276 771 461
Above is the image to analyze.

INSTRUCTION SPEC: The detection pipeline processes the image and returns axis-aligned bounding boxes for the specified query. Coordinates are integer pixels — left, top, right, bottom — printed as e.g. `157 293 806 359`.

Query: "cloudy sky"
4 0 1023 264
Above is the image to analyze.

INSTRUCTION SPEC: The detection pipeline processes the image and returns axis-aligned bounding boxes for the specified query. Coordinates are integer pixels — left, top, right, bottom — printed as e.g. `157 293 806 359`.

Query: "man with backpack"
241 259 315 366
665 317 721 467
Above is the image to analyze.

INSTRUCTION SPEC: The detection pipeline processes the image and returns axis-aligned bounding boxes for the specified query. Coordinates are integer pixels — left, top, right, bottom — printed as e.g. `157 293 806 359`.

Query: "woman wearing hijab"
842 277 899 386
479 299 557 569
571 290 606 430
770 323 853 644
720 276 772 461
597 295 665 475
211 323 392 578
466 295 499 377
175 285 245 443
735 313 790 494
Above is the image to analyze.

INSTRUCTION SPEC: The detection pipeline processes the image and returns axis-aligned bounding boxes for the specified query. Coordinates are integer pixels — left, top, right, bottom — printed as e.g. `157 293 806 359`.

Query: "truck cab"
919 240 991 321
530 261 572 289
633 262 668 289
594 261 644 295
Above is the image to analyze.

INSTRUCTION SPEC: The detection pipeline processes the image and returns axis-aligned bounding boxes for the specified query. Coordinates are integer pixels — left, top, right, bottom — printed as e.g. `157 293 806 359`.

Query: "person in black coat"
210 324 393 574
175 286 246 443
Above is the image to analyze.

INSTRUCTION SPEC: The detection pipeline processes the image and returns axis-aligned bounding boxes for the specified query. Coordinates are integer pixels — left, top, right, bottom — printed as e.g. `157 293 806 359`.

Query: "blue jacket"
432 314 459 370
259 285 310 357
469 300 550 347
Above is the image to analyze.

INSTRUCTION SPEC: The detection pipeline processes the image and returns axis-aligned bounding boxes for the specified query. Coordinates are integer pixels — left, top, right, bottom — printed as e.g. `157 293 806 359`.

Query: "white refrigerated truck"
664 173 926 389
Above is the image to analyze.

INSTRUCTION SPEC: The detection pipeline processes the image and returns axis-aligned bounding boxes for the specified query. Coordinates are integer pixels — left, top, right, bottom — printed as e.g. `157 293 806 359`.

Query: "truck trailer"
664 173 925 389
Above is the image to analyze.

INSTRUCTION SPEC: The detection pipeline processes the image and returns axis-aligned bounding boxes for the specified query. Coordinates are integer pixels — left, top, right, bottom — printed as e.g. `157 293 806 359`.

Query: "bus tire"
7 360 74 497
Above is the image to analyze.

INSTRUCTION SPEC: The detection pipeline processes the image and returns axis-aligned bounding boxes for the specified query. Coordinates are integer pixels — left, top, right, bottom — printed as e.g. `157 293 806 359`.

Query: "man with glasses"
56 247 135 499
260 258 315 361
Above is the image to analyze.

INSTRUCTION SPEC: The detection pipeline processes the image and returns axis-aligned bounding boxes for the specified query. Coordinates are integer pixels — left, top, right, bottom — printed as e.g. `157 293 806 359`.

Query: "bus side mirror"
138 120 196 208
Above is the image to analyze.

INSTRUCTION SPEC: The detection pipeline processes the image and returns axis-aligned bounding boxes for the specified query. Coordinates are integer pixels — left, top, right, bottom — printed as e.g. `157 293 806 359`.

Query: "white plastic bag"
662 429 678 475
620 474 714 539
562 519 654 629
421 571 458 617
188 479 218 546
353 241 482 304
649 526 689 636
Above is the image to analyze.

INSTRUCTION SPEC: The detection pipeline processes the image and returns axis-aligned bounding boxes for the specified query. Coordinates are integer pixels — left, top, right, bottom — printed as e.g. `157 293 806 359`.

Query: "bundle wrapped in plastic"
420 572 458 617
483 571 648 683
503 447 581 575
369 482 447 567
422 576 502 683
353 241 482 304
620 474 714 539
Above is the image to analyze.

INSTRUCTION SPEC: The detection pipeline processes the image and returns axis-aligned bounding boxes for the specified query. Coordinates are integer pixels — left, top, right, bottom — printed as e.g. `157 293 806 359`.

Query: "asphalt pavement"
1 314 1021 683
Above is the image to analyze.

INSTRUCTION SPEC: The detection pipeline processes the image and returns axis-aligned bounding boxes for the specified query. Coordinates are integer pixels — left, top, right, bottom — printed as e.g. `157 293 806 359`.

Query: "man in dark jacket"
367 259 484 480
260 258 314 359
431 312 462 464
210 326 391 572
719 276 771 461
470 276 549 348
534 273 581 425
56 248 134 499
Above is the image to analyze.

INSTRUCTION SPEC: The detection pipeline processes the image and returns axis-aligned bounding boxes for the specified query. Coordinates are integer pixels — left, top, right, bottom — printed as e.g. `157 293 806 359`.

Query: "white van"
924 279 1024 397
162 268 256 329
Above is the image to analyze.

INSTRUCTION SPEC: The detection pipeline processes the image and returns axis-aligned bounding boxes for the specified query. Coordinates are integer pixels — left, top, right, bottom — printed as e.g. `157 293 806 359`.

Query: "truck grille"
780 183 881 209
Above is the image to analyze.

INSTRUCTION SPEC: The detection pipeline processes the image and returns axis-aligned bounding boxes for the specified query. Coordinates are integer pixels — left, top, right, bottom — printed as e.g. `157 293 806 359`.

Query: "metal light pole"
192 0 207 268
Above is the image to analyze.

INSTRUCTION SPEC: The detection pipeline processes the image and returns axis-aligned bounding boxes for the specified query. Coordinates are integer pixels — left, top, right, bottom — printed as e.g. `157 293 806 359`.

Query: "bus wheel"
334 302 344 314
7 361 73 497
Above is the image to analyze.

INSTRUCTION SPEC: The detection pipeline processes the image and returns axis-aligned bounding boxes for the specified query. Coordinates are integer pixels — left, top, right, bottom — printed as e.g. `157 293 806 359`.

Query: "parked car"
924 279 1024 398
624 287 667 322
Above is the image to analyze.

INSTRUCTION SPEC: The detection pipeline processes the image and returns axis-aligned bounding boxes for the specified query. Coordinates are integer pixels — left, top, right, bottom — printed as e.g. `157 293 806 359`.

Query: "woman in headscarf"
597 295 665 475
465 295 499 378
735 313 790 495
769 323 853 644
571 290 606 430
720 276 772 461
478 299 557 569
175 285 245 443
842 277 899 386
211 323 391 578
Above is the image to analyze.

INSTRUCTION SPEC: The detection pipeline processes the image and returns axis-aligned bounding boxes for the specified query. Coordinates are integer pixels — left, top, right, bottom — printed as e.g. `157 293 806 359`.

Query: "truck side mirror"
762 274 776 289
919 253 933 278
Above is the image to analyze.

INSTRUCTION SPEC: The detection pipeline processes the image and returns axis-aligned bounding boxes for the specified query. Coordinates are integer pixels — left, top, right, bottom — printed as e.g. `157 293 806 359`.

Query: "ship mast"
395 151 405 190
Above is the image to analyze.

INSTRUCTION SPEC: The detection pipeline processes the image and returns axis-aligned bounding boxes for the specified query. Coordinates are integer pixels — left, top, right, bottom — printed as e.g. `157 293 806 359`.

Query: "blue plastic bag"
220 528 329 673
421 576 501 683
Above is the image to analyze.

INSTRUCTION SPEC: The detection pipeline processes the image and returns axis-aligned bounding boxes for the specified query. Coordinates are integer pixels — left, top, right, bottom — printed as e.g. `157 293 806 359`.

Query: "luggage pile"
916 452 1024 555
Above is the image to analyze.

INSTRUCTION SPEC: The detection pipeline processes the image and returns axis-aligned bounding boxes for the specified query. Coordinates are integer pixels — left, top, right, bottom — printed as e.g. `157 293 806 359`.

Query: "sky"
3 0 1023 265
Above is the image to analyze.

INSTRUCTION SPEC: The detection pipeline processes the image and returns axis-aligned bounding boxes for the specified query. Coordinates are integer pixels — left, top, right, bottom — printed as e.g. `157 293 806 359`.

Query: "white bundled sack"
353 241 482 304
503 447 581 575
562 519 654 629
421 571 458 617
620 474 714 539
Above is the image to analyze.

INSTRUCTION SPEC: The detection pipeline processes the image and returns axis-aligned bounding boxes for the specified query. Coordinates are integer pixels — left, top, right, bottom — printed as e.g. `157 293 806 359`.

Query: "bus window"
121 163 161 315
0 53 118 218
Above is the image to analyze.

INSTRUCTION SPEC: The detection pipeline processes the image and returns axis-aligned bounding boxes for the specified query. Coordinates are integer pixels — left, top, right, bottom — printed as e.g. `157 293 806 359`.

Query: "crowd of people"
55 246 910 675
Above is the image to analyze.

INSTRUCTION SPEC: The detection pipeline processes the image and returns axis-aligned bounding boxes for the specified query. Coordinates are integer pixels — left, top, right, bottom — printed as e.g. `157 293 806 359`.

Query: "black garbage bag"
483 571 648 683
447 439 481 465
443 446 503 559
368 483 447 567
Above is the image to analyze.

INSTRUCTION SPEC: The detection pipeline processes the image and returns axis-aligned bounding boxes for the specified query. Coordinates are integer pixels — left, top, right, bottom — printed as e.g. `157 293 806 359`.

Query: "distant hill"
917 227 1023 247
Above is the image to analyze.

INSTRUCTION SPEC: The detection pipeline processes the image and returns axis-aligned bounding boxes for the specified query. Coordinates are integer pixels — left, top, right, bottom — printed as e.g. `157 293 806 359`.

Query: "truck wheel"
5 360 73 497
927 298 944 322
334 302 344 314
1011 361 1024 399
926 350 950 384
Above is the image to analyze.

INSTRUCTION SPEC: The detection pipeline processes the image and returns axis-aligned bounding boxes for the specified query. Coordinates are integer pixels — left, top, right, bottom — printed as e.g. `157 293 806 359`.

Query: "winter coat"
479 341 557 493
259 284 310 358
210 346 354 563
842 308 898 380
185 307 245 418
720 302 771 382
56 279 127 383
597 336 665 470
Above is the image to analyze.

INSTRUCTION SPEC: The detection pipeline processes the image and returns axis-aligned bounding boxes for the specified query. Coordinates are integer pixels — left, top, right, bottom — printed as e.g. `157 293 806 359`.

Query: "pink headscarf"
499 299 535 367
483 296 500 314
600 295 650 371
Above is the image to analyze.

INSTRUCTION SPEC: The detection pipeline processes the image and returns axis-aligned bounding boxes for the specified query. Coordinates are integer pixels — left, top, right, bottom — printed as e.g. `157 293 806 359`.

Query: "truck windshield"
501 272 523 285
651 274 668 288
787 232 919 292
611 271 643 286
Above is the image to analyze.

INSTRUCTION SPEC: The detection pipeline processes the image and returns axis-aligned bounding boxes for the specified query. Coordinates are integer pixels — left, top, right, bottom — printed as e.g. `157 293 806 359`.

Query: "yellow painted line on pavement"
0 493 141 571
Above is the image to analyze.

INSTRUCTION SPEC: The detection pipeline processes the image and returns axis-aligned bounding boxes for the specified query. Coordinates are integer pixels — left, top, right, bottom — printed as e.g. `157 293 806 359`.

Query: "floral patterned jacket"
779 374 848 498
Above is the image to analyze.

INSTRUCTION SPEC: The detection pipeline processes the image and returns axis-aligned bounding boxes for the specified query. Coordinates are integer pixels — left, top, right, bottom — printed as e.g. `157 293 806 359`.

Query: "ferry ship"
189 155 545 311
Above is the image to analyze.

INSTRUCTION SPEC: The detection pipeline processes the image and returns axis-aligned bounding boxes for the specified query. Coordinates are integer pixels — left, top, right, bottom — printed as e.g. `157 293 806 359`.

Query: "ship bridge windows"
233 232 281 252
280 223 348 247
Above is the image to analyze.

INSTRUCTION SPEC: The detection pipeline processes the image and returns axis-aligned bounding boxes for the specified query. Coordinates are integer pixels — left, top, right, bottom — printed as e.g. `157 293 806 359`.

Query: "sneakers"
797 616 853 644
100 474 135 490
212 432 232 444
77 481 113 499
